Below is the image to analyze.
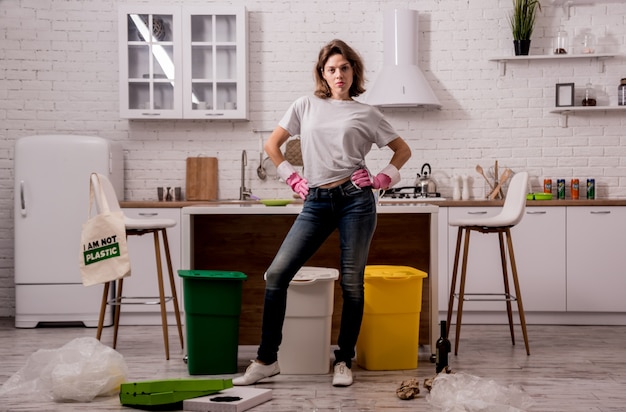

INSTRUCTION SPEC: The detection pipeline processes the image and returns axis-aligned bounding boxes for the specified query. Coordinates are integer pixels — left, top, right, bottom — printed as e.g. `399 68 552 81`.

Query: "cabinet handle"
141 113 162 116
138 212 159 217
467 211 488 215
20 181 26 216
526 211 547 215
590 210 611 215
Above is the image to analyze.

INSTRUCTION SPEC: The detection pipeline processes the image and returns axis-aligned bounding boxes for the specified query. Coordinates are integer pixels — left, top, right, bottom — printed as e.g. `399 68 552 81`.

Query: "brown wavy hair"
314 39 366 99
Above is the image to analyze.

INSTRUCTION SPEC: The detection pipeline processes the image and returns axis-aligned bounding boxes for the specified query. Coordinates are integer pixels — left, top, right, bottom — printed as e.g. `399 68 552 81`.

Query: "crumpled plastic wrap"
0 337 128 402
426 372 533 412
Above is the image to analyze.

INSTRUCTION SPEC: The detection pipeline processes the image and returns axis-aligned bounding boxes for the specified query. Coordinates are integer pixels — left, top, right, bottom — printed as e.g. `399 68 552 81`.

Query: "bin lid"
292 266 339 282
178 270 247 280
364 265 427 279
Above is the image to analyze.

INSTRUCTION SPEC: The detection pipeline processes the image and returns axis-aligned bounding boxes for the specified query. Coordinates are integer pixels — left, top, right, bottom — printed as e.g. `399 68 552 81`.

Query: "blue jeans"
257 180 377 368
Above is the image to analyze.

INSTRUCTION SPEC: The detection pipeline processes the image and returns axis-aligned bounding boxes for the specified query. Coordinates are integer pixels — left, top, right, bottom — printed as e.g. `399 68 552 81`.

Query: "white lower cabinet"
567 207 626 312
120 208 182 325
512 207 566 312
442 204 625 323
446 206 566 313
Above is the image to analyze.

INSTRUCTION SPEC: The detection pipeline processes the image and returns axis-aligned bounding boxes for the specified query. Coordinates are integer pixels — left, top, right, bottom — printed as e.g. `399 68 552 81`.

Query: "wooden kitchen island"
180 202 440 357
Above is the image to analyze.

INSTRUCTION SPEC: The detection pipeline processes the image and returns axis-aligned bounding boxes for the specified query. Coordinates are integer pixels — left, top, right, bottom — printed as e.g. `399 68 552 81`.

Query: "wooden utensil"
494 160 502 199
489 168 512 200
475 164 494 191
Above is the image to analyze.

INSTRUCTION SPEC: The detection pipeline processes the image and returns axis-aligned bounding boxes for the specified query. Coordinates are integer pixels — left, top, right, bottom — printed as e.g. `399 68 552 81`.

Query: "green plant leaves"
509 0 542 40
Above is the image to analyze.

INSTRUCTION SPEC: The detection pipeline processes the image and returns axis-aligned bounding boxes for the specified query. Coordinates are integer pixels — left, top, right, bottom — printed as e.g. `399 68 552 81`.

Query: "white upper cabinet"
182 7 248 120
118 5 248 120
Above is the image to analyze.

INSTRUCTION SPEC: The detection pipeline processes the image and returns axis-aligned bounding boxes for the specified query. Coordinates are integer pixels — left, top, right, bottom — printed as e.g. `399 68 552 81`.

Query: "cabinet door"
182 7 248 119
120 208 182 325
118 6 183 118
567 207 626 312
448 207 503 311
512 207 566 312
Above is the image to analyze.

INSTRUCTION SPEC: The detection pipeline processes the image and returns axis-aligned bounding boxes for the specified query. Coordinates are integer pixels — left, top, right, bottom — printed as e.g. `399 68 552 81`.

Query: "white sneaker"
232 360 280 386
332 361 353 387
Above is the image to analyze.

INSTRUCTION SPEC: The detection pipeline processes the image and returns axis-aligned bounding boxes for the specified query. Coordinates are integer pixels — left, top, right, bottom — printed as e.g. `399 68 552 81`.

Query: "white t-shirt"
278 95 399 187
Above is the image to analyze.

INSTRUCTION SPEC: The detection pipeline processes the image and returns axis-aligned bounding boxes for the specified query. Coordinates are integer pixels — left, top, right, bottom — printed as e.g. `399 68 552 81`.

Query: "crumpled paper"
0 337 128 402
426 372 533 412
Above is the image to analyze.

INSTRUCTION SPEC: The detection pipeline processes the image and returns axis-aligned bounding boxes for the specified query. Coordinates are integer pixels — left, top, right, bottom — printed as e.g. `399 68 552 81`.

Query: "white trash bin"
278 266 339 374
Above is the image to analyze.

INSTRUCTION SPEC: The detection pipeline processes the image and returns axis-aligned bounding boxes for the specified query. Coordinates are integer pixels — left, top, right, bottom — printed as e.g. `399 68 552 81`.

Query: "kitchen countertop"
120 198 626 208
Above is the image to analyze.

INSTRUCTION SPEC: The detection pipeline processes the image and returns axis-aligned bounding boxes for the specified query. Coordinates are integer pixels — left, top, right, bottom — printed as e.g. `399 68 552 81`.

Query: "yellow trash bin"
356 265 427 370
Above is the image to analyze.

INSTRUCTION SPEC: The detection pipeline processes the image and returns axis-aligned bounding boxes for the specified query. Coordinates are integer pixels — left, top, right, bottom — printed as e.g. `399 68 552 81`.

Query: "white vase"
452 175 461 201
461 175 470 200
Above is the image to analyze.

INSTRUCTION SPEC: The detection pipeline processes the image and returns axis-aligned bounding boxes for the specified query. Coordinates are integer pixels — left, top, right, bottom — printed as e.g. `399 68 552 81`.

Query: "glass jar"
581 33 595 54
554 26 568 54
619 78 626 106
582 83 597 106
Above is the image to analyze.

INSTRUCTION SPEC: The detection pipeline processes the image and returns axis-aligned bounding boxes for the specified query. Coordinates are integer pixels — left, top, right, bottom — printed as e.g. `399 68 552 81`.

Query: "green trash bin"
178 270 247 375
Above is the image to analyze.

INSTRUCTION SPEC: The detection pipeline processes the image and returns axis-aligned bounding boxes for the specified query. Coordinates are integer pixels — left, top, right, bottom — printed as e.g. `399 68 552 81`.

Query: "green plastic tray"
119 378 232 407
526 192 553 200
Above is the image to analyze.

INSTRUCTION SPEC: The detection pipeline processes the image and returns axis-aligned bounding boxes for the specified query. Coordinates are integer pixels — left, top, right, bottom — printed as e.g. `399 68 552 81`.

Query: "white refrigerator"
14 135 124 328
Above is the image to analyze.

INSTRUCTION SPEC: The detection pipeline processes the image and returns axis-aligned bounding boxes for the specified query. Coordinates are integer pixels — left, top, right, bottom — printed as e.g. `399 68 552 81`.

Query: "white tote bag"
79 174 130 286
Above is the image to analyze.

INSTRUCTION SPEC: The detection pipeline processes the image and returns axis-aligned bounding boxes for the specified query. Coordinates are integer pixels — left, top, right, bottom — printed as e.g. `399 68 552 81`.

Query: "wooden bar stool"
446 171 530 356
91 173 184 360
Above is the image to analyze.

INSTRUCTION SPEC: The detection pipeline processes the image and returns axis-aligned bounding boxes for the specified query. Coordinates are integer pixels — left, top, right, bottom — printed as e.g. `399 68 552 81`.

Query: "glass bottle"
435 320 451 373
619 78 626 106
582 82 597 106
554 26 568 54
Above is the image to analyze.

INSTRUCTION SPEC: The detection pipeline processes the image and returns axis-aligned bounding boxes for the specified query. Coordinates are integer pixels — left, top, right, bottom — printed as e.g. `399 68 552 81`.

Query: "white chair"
91 173 184 360
446 171 530 356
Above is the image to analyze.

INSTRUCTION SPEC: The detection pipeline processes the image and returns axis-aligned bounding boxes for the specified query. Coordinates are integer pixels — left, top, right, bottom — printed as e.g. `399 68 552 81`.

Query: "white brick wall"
1 0 625 316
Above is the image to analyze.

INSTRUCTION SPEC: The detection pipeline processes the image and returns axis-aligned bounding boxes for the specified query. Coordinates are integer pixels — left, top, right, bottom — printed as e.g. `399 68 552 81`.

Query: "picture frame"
556 83 575 107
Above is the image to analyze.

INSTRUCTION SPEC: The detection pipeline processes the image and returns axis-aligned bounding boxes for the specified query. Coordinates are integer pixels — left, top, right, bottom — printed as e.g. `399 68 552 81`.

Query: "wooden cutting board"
186 157 218 200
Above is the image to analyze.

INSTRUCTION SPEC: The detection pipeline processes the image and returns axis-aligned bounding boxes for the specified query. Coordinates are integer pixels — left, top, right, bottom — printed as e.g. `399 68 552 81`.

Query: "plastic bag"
427 372 533 412
0 337 128 402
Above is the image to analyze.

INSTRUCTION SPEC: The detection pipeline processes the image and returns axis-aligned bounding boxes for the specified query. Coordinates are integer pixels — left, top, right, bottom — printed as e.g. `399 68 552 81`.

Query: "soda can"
587 178 595 199
571 179 579 200
557 179 565 199
543 179 552 194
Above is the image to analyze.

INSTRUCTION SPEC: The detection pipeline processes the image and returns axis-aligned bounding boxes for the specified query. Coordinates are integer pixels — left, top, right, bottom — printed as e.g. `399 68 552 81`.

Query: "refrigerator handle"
20 180 27 216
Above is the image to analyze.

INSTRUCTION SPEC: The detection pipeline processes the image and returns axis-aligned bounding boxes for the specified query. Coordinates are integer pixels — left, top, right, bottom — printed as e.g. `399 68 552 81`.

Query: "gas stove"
380 186 442 199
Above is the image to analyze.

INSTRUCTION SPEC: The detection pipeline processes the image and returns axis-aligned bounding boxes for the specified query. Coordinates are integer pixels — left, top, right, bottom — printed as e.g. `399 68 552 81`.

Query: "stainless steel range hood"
361 9 441 109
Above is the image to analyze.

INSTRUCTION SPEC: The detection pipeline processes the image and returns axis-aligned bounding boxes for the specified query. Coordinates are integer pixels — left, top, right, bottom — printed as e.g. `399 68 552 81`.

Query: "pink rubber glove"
371 173 392 190
351 169 373 188
286 173 309 199
351 168 392 190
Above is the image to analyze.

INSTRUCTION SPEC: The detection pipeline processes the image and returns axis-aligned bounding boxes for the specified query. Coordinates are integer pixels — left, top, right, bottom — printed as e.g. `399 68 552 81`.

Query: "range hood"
361 9 441 109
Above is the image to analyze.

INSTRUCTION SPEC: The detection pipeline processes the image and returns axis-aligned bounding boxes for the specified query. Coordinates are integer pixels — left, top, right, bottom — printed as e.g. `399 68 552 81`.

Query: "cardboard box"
183 387 272 412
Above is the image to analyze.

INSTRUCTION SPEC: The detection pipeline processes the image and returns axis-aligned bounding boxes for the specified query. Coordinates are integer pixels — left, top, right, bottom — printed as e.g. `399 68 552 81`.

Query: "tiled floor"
0 318 625 411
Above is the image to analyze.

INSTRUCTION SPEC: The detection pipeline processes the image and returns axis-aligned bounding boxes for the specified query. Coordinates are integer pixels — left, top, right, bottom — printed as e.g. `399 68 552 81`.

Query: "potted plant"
509 0 541 55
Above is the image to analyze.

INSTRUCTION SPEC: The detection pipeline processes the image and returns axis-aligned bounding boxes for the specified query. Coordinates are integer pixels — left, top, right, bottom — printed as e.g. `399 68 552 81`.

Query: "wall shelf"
549 106 626 127
489 53 617 75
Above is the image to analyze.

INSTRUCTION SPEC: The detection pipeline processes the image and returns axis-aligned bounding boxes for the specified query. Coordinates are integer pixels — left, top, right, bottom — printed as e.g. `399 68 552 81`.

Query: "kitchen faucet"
240 150 252 200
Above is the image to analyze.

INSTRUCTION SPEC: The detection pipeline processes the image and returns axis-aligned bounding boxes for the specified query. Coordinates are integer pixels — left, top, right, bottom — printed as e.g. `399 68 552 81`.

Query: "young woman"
233 39 411 387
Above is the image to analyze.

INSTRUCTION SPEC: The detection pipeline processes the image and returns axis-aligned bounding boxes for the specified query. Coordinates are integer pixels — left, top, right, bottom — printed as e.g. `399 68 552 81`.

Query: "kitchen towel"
79 173 130 286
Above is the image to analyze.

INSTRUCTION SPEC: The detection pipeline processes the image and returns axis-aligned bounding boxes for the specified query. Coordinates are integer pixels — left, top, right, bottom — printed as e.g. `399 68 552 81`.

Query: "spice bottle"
619 78 626 106
582 83 597 106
